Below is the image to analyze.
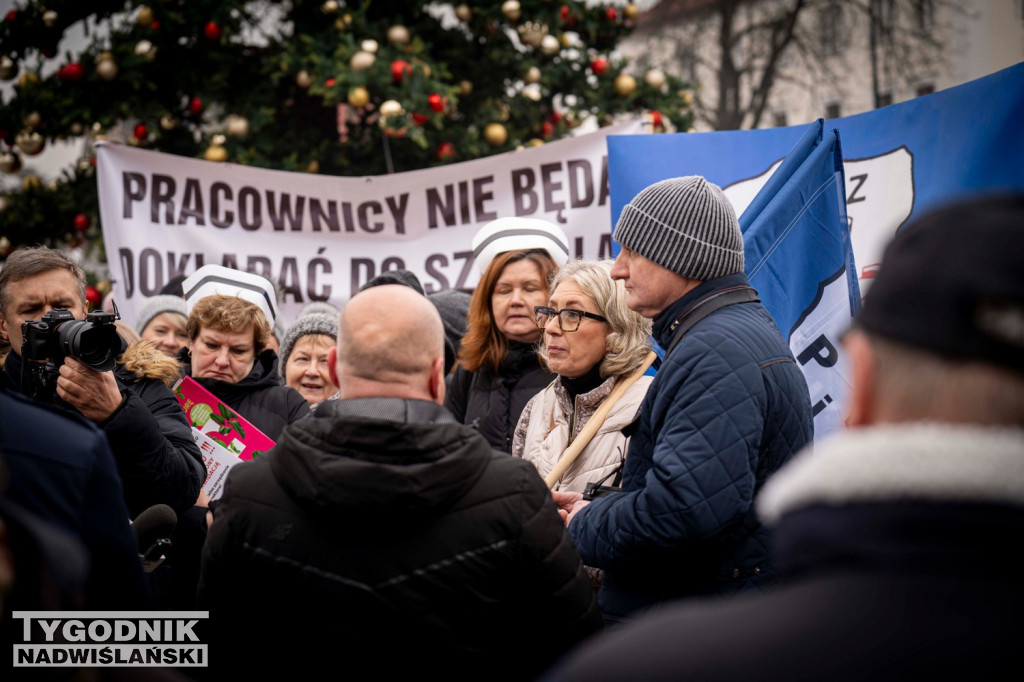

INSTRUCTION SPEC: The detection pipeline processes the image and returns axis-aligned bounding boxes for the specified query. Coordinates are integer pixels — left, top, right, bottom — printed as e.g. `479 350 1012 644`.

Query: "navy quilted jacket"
569 273 813 618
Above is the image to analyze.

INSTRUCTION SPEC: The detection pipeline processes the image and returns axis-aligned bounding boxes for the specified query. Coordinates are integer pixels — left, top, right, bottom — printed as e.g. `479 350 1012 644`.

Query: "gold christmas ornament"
0 236 10 254
614 73 637 97
644 69 667 90
350 51 376 72
212 134 227 146
680 90 694 106
347 86 370 108
361 39 379 54
522 84 542 101
134 40 156 60
306 160 320 174
96 280 112 296
539 35 560 56
624 3 639 20
501 1 521 22
379 99 404 119
387 25 410 46
160 114 178 131
484 123 508 147
15 129 45 156
524 66 541 84
17 71 39 88
42 10 58 28
459 80 473 96
296 70 313 89
0 150 22 174
137 6 154 27
22 175 42 191
320 0 339 14
96 57 118 81
415 60 432 78
70 122 84 136
204 145 228 162
0 55 17 81
225 114 250 137
525 138 544 148
23 111 41 129
517 21 548 47
455 4 471 22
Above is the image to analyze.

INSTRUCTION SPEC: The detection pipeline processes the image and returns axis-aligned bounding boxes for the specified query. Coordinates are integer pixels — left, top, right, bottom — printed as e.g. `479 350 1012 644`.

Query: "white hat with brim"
472 217 570 274
182 264 278 326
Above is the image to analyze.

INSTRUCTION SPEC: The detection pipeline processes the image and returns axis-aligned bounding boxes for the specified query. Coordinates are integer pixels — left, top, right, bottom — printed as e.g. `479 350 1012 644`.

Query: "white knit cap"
182 264 278 325
472 217 570 274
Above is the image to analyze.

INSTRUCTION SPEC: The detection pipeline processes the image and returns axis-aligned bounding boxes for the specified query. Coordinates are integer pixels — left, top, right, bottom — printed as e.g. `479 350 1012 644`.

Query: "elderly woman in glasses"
512 259 653 493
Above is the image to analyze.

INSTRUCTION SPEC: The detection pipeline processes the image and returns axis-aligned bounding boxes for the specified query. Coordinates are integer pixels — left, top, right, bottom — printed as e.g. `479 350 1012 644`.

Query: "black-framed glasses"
534 306 608 332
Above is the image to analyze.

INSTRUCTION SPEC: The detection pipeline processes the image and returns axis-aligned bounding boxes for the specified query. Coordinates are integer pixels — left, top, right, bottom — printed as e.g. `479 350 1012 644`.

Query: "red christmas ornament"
189 97 203 116
151 20 160 30
549 111 563 124
134 124 148 140
428 93 444 113
436 142 456 162
390 60 412 85
591 58 609 76
541 121 554 139
73 213 90 232
651 110 663 127
85 285 102 308
58 63 85 82
606 7 618 21
559 5 569 20
5 10 16 22
411 113 429 125
326 77 335 87
204 21 222 41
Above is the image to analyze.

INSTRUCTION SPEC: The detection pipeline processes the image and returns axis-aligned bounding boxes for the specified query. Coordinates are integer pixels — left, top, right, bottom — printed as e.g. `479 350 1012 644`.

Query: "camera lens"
57 319 125 371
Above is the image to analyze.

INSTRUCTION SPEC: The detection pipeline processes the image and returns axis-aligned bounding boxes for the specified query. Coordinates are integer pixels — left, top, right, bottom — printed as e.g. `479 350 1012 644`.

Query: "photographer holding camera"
0 246 205 518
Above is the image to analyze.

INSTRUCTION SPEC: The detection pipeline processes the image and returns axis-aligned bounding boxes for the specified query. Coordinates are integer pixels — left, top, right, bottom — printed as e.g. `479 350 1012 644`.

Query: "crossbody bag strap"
664 286 759 359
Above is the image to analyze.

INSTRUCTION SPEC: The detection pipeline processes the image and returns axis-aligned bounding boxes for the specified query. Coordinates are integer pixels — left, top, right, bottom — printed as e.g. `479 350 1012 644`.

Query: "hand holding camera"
57 356 124 421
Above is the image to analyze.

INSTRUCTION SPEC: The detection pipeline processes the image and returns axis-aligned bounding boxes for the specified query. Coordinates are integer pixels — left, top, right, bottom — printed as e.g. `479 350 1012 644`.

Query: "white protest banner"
97 121 646 327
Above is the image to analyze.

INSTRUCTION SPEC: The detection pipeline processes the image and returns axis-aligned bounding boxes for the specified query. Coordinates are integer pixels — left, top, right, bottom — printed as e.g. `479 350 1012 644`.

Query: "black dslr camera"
20 308 126 401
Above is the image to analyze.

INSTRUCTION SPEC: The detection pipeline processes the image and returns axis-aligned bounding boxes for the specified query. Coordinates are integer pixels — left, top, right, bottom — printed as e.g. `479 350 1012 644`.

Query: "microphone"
132 504 177 573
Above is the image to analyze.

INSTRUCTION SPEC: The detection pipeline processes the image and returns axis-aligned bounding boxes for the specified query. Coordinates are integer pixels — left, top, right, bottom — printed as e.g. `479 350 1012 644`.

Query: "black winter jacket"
445 341 555 452
4 346 205 517
179 348 309 441
199 397 601 679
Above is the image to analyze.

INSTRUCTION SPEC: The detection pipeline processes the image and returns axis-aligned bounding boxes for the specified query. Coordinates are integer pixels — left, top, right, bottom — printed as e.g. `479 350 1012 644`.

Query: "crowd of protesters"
0 179 1020 680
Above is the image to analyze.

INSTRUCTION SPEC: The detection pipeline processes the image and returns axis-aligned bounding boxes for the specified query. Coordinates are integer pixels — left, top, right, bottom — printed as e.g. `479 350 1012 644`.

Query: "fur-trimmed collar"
757 423 1024 525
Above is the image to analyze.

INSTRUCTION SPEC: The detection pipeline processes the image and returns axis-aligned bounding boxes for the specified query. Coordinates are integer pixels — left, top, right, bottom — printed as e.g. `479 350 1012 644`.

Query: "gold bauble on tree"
501 1 521 22
295 70 313 89
225 114 250 137
624 3 639 21
644 69 667 90
96 56 118 80
204 144 228 163
539 35 560 56
23 111 41 129
347 86 370 108
0 150 22 174
387 25 410 46
459 79 473 96
484 123 508 147
455 4 471 22
18 71 39 88
22 175 42 191
614 73 637 97
136 6 154 27
379 99 404 119
320 0 339 14
42 10 58 28
0 55 17 81
15 129 45 156
524 66 541 84
361 39 379 54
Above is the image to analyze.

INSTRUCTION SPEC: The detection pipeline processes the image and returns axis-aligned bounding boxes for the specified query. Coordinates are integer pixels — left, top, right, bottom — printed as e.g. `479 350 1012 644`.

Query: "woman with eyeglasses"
445 218 569 452
512 259 653 493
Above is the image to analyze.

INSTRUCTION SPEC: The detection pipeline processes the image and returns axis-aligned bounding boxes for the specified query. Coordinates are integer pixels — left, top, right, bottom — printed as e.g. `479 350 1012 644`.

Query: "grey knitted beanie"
298 302 341 318
278 312 339 378
135 294 187 334
614 175 744 281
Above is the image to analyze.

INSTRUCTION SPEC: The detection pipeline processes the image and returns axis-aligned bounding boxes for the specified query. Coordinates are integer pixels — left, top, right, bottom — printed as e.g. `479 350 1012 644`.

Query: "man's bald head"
336 284 446 401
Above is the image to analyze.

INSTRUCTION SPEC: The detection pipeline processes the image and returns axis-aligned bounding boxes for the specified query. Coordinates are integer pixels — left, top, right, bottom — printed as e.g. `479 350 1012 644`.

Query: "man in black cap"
557 175 813 619
546 194 1024 680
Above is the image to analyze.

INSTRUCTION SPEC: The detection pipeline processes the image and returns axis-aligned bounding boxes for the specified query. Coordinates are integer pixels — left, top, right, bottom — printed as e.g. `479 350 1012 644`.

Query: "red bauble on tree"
5 10 16 22
591 58 609 75
204 21 222 41
73 213 90 232
411 112 428 125
651 110 663 128
58 63 85 82
390 60 412 85
541 121 554 139
85 285 102 309
428 93 444 113
436 142 456 162
606 7 618 21
189 97 203 115
133 124 148 140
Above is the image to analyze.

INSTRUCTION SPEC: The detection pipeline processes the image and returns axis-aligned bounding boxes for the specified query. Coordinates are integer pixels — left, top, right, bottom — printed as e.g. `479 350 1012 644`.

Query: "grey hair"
538 259 652 379
0 246 88 315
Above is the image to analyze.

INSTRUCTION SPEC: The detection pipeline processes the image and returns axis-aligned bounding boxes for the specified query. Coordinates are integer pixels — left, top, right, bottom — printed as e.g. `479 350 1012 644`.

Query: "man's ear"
0 313 8 343
843 329 877 428
429 356 446 405
327 345 339 388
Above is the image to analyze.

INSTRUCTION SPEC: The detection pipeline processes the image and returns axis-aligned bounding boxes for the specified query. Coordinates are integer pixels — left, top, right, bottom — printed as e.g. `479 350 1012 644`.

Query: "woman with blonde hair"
512 259 653 493
445 218 569 452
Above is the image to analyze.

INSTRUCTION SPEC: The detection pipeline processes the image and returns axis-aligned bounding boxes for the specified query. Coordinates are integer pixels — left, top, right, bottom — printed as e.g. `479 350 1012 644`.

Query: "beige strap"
544 350 657 489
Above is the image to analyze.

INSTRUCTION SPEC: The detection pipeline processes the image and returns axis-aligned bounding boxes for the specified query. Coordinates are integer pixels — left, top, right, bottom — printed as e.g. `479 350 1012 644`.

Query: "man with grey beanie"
556 175 813 620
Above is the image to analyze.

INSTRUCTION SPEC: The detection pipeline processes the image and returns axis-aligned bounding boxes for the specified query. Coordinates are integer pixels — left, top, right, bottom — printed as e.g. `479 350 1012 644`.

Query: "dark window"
825 102 842 119
773 111 788 127
915 0 935 33
916 83 935 97
878 0 895 37
877 92 893 107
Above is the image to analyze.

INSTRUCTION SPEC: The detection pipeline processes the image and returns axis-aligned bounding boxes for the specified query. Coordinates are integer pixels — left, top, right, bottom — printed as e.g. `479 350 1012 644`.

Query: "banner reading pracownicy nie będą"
96 121 645 328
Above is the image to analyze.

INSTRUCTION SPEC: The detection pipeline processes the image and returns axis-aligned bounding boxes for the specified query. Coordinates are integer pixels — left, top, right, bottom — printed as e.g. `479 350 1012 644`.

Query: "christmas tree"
0 0 692 277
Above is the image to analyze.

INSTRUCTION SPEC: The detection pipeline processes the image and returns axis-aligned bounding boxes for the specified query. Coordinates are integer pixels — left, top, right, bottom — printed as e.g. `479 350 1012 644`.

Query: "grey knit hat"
298 302 341 318
278 312 339 378
135 294 187 334
614 175 744 281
